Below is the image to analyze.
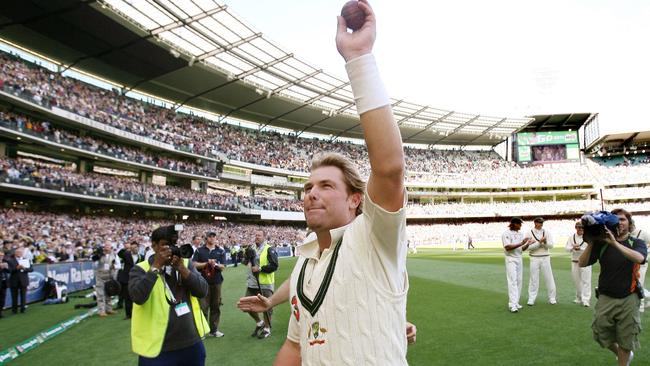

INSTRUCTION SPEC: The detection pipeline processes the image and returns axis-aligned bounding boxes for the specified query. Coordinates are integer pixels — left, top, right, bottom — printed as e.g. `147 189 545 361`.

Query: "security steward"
129 225 209 366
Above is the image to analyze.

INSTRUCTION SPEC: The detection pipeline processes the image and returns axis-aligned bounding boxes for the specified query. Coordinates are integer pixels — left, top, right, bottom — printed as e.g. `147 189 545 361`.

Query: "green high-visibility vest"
131 259 209 358
259 244 274 286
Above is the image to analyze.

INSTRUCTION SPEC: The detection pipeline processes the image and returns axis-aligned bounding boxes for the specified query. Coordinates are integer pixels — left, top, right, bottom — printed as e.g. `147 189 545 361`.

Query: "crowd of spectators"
602 186 650 199
0 110 216 178
7 51 649 187
0 158 303 212
407 199 603 217
0 209 305 264
2 50 650 202
590 160 650 185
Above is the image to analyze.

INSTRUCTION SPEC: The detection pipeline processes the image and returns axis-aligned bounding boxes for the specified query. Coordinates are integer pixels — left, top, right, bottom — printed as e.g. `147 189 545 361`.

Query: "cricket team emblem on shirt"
308 321 327 346
291 295 300 322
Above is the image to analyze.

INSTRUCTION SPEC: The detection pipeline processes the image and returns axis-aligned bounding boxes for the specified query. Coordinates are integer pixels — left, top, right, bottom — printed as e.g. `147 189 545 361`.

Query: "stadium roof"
0 0 532 146
520 113 597 132
586 130 650 151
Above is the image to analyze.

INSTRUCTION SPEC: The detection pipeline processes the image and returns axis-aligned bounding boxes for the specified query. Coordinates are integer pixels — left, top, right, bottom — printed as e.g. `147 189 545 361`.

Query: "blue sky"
223 0 650 134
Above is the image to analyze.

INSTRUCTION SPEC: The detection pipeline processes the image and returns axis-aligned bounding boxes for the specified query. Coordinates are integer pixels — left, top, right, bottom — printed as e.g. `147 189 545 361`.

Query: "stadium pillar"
251 186 255 196
190 180 207 193
296 191 302 200
1 142 18 158
77 159 93 173
520 196 524 203
140 171 152 184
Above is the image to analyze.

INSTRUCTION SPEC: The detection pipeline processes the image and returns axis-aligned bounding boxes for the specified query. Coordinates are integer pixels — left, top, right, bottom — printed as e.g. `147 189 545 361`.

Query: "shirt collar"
300 223 350 260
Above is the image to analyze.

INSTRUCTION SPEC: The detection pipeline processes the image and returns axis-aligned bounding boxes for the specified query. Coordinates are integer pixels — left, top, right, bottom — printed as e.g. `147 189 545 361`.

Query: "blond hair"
310 152 365 216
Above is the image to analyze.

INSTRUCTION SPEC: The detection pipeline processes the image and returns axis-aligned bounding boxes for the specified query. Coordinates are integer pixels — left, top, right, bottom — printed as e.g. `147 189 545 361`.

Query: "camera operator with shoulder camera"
129 225 209 366
579 209 647 366
92 242 117 317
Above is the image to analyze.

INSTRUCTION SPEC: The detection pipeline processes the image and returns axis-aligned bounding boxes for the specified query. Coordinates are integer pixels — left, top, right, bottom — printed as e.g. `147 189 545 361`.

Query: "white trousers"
528 256 556 303
505 256 523 308
571 262 591 304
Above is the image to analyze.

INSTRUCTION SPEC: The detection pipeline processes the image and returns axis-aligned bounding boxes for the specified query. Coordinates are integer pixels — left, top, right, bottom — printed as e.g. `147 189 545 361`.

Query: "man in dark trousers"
118 241 144 319
8 247 32 314
0 250 10 318
192 232 226 337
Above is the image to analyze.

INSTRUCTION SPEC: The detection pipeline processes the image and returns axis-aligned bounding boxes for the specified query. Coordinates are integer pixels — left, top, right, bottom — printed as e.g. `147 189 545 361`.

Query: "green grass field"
2 248 649 365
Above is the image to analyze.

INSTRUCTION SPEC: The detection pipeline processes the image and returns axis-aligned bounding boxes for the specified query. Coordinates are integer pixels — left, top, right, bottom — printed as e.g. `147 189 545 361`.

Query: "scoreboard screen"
515 131 579 163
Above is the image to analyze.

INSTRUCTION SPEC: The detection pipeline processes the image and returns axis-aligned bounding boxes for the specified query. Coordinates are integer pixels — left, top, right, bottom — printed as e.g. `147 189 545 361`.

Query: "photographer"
579 209 647 365
92 243 117 317
192 232 226 338
129 225 209 366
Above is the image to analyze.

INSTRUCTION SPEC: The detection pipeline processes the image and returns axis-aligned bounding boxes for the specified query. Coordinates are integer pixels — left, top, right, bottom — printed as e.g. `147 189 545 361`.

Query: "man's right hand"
237 293 271 313
152 246 171 270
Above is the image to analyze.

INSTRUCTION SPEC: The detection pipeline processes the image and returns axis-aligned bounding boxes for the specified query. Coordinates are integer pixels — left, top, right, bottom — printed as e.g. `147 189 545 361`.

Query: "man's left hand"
406 322 417 345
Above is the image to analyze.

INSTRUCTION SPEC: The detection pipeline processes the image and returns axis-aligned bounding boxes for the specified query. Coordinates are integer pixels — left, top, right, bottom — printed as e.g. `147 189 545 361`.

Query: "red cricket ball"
341 1 366 31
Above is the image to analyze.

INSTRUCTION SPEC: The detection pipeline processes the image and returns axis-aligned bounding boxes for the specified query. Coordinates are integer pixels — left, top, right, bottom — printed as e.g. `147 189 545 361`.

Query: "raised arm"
336 0 405 212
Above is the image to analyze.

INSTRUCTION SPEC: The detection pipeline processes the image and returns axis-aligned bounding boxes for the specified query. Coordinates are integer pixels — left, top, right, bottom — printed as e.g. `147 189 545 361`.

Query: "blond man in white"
565 221 591 307
239 2 408 364
525 217 557 305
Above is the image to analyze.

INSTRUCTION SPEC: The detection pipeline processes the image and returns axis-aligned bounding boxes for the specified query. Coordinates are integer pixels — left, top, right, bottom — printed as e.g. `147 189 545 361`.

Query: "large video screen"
515 131 579 163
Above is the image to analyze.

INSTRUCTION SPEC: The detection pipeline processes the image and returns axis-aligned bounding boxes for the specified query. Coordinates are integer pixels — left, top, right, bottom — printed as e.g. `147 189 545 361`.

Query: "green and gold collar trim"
297 236 343 317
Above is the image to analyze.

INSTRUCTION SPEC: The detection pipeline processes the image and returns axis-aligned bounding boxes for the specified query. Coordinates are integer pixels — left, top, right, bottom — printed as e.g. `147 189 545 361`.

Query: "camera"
171 243 194 259
91 246 105 261
580 211 619 245
151 224 194 259
243 245 258 266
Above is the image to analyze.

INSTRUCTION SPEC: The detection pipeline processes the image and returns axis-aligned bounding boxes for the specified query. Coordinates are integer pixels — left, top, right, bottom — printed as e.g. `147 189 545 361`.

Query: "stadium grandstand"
1 1 649 365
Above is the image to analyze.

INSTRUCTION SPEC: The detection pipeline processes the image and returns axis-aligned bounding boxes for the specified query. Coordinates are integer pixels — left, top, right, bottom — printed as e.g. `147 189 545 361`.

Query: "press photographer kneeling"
129 225 209 366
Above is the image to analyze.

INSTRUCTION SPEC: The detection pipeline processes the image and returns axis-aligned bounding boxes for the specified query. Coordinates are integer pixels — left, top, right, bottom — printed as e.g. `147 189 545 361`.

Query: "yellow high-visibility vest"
131 259 209 358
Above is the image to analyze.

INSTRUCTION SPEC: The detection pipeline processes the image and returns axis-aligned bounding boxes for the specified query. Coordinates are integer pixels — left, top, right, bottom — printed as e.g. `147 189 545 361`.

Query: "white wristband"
345 53 390 115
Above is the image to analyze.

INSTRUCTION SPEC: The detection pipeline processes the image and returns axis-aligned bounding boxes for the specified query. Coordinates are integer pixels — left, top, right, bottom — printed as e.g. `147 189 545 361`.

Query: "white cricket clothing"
565 234 591 304
287 191 408 366
525 228 554 255
524 228 556 303
502 230 524 258
502 229 524 307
